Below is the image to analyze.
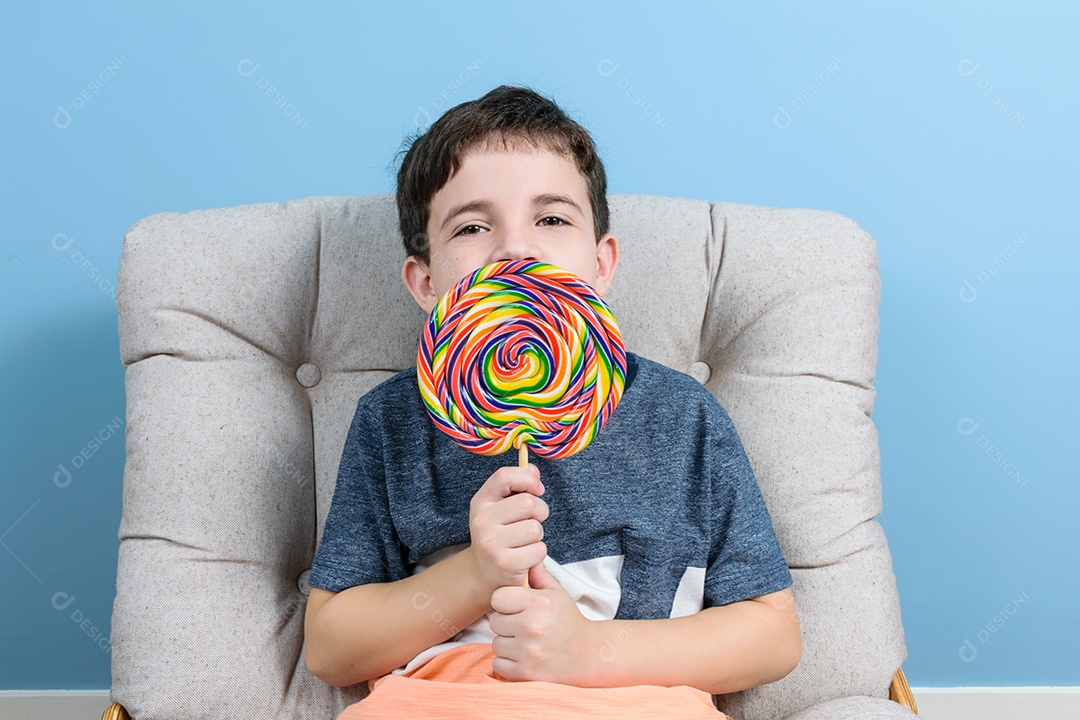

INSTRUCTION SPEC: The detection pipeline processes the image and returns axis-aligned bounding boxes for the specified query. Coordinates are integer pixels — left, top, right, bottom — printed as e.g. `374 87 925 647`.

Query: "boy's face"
402 146 618 314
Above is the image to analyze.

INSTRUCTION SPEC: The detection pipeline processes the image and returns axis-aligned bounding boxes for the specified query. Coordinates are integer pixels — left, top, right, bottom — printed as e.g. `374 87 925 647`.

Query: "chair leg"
102 702 131 720
888 667 918 714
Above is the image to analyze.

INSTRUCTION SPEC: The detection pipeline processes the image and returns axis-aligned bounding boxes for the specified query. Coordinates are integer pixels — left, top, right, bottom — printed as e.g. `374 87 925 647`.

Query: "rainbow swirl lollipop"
418 260 626 461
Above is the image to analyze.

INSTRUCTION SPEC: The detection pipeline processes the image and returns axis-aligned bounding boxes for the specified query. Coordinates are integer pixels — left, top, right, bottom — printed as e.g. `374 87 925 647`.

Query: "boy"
304 85 801 718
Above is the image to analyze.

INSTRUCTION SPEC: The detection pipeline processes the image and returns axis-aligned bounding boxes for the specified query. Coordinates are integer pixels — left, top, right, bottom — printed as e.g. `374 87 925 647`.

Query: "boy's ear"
592 233 619 298
402 256 438 313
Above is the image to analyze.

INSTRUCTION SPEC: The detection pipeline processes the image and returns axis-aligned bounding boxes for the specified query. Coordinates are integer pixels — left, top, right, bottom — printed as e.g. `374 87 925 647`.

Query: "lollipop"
417 260 626 467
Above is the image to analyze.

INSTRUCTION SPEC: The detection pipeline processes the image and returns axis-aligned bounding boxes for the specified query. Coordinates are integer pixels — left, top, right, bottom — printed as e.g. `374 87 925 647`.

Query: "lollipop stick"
518 441 531 588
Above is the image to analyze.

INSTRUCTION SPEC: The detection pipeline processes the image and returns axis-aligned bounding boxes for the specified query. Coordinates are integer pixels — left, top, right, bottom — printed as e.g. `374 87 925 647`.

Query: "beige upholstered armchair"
105 195 918 719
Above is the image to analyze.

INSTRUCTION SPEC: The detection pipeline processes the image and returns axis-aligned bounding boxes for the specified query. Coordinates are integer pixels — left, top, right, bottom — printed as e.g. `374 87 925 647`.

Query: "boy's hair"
396 85 609 264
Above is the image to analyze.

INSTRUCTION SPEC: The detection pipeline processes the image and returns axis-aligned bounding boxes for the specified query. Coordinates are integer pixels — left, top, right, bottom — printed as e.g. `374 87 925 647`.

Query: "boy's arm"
304 464 549 686
304 548 490 686
587 588 801 693
489 564 801 694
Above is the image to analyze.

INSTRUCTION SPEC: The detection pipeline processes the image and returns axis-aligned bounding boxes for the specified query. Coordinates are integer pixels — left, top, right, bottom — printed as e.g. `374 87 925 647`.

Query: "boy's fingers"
491 651 523 680
482 540 546 586
500 518 544 549
481 466 544 501
490 585 529 615
527 561 562 590
508 493 549 521
485 495 548 528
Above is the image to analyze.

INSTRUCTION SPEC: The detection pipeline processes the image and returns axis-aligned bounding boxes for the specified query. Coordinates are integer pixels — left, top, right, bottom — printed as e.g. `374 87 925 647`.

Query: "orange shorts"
337 643 726 720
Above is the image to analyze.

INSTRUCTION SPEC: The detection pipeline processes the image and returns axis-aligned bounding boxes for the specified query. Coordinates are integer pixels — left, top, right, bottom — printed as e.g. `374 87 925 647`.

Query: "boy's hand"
465 464 549 592
488 562 600 685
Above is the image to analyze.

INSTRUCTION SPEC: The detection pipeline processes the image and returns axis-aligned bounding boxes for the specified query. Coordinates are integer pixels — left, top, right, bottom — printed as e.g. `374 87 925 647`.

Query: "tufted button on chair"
104 195 917 719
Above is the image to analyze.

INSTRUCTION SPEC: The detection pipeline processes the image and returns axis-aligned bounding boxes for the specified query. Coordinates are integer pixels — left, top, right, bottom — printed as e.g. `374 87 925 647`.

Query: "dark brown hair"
396 85 609 263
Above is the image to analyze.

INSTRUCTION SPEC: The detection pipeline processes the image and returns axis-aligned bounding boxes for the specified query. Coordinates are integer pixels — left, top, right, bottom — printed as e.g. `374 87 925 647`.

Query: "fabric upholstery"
111 194 906 719
788 696 920 720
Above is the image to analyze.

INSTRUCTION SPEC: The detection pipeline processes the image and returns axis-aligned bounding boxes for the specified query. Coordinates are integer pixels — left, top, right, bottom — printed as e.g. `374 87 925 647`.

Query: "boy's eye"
539 216 565 227
457 224 486 236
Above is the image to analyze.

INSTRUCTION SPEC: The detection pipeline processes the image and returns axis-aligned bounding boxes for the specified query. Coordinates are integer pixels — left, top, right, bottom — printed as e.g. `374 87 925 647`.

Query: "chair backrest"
111 194 905 719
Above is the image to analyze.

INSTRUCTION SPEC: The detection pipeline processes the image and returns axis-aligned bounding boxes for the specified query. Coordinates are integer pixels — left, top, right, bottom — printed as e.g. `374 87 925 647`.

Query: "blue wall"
2 1 1076 690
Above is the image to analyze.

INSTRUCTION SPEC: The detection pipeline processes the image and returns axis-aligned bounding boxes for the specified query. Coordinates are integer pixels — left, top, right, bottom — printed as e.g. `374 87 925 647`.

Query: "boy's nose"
494 227 539 263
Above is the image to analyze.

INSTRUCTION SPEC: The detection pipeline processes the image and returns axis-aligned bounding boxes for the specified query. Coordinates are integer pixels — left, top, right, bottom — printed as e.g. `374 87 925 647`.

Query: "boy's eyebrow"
439 199 495 233
533 193 585 217
439 195 585 233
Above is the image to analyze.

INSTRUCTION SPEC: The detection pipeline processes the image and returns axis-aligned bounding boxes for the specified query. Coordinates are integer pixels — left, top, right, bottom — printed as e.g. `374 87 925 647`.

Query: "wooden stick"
518 441 530 588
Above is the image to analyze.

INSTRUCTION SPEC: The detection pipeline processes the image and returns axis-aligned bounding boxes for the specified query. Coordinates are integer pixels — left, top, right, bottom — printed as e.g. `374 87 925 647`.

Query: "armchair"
106 194 917 719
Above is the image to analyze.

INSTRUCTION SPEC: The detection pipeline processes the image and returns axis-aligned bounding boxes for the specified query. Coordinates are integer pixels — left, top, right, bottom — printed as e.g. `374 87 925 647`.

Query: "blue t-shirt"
310 352 791 627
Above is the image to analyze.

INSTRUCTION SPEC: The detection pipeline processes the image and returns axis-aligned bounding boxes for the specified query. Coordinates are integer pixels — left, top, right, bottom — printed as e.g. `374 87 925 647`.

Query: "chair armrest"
788 694 920 719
